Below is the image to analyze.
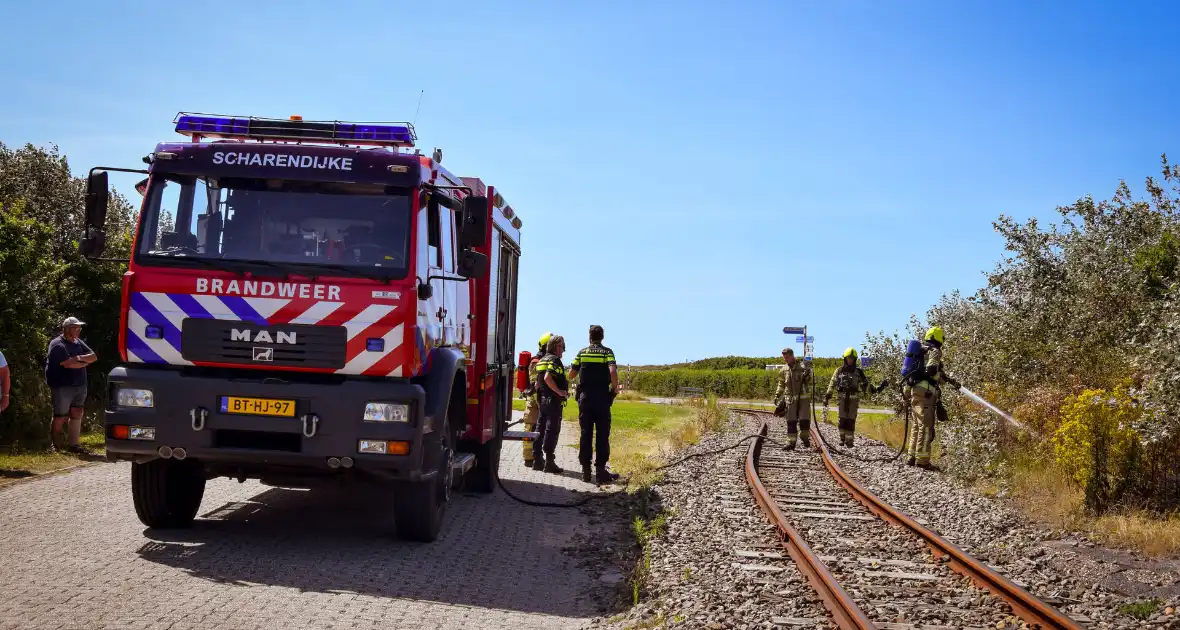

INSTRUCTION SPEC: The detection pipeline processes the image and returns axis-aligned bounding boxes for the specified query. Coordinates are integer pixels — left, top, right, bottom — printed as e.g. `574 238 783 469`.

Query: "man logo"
232 328 297 344
253 347 275 362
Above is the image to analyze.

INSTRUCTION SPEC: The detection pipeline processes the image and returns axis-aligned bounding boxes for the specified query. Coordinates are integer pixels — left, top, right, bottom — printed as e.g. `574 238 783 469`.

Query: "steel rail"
736 408 1082 630
745 422 876 629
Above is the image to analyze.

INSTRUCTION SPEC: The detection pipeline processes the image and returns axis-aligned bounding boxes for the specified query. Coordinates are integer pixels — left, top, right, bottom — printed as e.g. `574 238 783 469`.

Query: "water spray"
956 386 1026 431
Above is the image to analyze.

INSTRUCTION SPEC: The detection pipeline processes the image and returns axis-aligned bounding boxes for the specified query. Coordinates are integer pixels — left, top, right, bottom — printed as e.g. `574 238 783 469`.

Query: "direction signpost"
783 325 814 361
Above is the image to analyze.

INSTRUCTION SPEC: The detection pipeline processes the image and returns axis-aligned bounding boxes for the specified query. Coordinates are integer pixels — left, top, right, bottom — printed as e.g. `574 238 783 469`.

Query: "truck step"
452 453 476 476
503 430 539 441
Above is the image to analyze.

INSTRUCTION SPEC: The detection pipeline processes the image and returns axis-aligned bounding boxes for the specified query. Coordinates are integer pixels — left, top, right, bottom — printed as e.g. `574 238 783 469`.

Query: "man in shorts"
44 317 97 453
0 349 10 413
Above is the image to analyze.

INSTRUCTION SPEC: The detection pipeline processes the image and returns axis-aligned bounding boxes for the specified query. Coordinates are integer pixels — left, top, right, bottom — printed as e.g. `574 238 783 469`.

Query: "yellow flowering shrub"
1052 385 1141 488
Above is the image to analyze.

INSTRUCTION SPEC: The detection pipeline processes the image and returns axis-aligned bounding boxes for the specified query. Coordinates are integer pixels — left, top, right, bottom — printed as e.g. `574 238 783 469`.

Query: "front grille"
181 319 347 369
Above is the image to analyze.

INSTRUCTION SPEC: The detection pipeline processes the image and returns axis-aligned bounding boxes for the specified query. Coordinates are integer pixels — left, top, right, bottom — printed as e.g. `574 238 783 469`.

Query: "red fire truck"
79 113 522 542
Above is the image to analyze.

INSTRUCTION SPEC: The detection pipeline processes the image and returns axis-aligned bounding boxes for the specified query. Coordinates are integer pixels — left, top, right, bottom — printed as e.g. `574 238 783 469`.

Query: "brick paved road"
0 421 607 630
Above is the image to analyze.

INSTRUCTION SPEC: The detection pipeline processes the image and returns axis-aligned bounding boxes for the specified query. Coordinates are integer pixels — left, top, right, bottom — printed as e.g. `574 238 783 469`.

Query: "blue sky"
2 0 1178 364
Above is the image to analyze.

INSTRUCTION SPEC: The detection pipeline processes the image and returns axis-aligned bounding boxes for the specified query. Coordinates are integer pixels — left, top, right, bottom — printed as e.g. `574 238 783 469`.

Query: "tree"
0 142 135 446
864 155 1180 511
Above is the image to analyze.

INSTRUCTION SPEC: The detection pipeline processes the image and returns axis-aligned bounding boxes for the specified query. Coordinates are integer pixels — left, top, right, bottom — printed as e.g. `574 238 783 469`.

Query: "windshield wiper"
145 253 234 272
144 253 286 278
144 253 398 282
274 261 400 282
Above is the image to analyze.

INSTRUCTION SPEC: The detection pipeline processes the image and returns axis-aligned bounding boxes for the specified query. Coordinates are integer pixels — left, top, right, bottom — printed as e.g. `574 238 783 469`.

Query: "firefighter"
823 347 872 447
568 325 619 485
533 334 568 473
905 326 961 469
521 332 551 466
773 348 813 449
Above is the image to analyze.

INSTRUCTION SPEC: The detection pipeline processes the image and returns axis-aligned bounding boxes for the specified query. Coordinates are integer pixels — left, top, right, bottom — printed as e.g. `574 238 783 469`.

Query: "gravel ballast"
817 419 1180 629
593 415 835 629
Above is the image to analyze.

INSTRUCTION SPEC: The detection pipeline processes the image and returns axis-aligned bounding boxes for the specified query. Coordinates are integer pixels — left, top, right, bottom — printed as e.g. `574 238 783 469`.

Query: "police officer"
823 347 873 447
773 348 814 449
905 326 960 469
533 335 569 473
568 325 619 485
521 332 551 467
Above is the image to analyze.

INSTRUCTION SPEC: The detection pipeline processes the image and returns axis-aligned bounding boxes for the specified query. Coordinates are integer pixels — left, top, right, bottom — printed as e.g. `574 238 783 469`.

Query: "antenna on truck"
413 90 425 127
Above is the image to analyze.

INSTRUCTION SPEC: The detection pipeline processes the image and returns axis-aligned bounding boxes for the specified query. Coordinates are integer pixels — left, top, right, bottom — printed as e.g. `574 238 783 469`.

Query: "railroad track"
735 408 1083 630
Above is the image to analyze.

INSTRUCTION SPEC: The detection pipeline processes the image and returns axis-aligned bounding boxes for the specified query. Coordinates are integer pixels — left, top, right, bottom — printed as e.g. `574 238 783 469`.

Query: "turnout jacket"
773 361 813 405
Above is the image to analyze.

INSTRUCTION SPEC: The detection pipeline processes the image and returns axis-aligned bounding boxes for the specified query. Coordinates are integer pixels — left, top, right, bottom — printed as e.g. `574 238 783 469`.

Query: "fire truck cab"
79 113 522 542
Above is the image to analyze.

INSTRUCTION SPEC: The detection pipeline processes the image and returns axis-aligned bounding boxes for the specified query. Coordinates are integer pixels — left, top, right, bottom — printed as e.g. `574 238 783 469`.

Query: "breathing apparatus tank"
900 339 927 386
516 353 535 391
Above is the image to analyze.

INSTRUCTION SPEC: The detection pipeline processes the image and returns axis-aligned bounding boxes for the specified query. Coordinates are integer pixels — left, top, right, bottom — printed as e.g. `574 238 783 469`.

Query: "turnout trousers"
522 395 540 464
533 397 564 461
907 387 937 465
836 394 860 447
784 399 811 447
577 395 612 469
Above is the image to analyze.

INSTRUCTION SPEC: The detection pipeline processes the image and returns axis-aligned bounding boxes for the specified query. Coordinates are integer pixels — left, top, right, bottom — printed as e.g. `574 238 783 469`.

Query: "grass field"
0 432 106 478
510 398 698 480
825 410 905 449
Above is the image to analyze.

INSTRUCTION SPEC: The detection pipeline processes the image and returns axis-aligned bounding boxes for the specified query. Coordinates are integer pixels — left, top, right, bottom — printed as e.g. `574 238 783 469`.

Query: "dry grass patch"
0 432 106 478
1003 455 1180 556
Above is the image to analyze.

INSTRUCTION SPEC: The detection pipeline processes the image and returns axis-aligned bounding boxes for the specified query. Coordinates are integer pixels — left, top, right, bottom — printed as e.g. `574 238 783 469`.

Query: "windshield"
136 174 412 278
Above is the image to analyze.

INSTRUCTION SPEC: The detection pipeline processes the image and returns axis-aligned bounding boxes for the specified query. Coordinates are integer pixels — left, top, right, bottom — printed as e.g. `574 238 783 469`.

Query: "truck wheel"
393 401 458 542
131 458 206 529
469 434 502 494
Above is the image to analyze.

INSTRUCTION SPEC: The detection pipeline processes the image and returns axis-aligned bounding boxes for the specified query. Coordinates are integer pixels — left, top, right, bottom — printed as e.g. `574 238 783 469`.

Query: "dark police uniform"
533 354 568 464
571 344 616 471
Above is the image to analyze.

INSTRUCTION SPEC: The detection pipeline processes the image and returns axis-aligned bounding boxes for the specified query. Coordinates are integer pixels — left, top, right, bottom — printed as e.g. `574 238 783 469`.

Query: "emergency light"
174 113 418 148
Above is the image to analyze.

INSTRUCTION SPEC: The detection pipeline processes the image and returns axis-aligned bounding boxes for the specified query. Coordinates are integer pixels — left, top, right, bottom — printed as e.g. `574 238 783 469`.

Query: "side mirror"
417 281 434 300
134 178 149 196
457 249 488 279
81 170 110 259
85 170 110 229
79 230 107 258
458 196 488 248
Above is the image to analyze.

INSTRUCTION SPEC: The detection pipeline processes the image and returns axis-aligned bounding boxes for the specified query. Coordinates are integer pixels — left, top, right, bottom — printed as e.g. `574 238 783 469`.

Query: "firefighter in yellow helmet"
773 348 813 449
904 326 960 469
521 332 551 466
823 347 876 447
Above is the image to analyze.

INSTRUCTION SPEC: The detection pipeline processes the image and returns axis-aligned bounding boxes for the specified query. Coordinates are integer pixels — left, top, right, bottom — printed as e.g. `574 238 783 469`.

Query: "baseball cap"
62 316 86 327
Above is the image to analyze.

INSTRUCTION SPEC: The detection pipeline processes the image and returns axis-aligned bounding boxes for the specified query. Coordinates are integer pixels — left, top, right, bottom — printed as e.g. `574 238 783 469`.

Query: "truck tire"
393 386 460 542
131 458 206 528
469 431 502 494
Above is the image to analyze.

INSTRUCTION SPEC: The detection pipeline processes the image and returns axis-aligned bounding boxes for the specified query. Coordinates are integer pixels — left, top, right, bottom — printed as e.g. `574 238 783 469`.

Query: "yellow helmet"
925 326 945 345
538 332 552 351
842 347 858 360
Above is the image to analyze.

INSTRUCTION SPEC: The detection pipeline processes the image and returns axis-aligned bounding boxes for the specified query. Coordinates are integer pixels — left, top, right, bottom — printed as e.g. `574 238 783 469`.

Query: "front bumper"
104 366 430 480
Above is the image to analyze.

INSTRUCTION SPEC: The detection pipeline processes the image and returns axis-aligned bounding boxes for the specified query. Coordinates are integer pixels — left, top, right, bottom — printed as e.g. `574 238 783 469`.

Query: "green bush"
628 360 842 400
864 155 1180 512
0 142 134 447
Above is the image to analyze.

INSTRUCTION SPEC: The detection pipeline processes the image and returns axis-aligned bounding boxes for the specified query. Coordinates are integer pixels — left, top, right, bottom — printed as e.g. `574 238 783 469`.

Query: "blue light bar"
366 338 385 352
174 113 417 147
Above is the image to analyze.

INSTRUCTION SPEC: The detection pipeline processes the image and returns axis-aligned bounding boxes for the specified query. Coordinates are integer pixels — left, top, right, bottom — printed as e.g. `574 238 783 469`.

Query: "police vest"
573 344 616 398
536 356 567 400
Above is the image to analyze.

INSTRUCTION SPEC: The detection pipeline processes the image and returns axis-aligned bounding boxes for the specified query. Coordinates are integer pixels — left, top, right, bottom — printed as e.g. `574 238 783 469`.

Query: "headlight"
363 402 409 423
117 388 154 408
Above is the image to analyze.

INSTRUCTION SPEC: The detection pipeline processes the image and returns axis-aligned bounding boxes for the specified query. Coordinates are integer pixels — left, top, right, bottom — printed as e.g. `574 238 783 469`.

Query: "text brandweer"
195 278 341 300
212 151 354 171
